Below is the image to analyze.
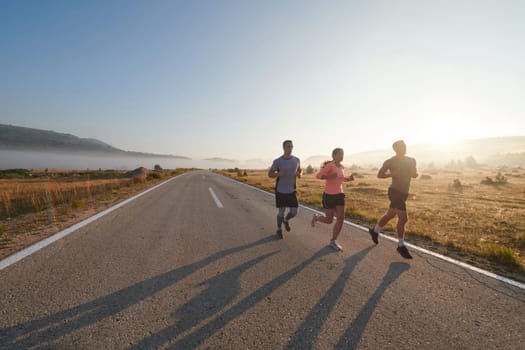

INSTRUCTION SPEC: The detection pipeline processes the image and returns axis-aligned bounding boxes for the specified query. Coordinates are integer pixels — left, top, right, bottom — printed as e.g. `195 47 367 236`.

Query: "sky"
2 0 525 162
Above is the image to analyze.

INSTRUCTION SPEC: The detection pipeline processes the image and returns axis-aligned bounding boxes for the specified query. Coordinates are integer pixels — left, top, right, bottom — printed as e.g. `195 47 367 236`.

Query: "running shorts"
388 187 409 211
322 193 345 209
275 191 298 208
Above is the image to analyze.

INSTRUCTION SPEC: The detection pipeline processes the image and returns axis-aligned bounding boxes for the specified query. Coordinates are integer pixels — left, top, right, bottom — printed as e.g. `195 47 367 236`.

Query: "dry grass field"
218 167 525 282
0 168 191 260
2 167 524 282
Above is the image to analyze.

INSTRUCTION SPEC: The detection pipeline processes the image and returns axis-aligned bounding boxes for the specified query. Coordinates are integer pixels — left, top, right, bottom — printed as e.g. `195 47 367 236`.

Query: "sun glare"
428 134 460 146
414 115 475 147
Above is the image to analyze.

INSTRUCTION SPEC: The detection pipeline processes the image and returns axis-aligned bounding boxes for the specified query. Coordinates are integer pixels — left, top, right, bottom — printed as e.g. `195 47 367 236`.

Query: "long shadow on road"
0 235 275 349
286 246 375 350
129 250 279 349
335 262 411 350
285 254 410 349
163 247 333 349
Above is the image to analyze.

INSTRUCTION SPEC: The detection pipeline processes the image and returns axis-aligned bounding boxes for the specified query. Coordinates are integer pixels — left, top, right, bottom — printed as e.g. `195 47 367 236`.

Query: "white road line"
221 174 525 290
208 187 224 208
0 174 186 271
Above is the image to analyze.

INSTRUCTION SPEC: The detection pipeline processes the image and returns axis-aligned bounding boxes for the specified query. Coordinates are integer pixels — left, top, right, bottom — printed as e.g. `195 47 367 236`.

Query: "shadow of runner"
129 250 279 349
285 246 374 350
165 247 332 350
335 262 411 350
0 236 275 349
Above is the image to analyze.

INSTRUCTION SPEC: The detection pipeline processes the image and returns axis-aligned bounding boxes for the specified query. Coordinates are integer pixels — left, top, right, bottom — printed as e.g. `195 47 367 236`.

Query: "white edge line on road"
0 174 187 271
208 187 224 208
221 174 525 290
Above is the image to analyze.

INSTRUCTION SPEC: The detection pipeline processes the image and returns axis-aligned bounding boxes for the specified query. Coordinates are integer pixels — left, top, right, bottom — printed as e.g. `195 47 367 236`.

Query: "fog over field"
2 124 524 170
0 150 260 171
2 142 525 171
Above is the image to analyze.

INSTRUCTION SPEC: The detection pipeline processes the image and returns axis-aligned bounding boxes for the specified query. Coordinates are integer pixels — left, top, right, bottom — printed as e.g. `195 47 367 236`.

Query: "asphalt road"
1 170 524 349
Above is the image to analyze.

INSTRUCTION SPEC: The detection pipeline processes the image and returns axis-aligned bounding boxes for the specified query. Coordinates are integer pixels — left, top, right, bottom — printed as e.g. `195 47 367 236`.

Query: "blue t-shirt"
270 156 301 194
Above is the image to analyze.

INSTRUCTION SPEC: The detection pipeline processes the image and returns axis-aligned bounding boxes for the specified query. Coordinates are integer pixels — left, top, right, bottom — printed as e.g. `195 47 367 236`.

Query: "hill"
304 137 525 168
0 124 189 159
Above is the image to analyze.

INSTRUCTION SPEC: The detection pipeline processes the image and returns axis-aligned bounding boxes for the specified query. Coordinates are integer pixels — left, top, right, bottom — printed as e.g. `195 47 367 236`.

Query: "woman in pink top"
311 148 354 251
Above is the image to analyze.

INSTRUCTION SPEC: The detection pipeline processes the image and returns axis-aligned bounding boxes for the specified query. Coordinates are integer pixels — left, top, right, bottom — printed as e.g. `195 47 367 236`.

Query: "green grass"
482 243 521 269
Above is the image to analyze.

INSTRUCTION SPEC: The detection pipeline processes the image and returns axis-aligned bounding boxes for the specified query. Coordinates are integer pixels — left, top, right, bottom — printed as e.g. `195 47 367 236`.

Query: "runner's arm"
377 160 392 179
268 161 280 178
411 158 419 178
316 163 337 180
268 168 280 178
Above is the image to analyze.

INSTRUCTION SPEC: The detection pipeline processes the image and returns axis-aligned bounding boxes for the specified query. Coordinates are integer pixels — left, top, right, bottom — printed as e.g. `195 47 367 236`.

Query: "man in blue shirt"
268 140 302 239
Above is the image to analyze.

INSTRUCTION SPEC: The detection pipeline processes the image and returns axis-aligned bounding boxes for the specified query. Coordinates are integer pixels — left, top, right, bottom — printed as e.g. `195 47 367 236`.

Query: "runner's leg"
331 205 345 241
277 207 285 229
316 208 335 224
396 209 408 245
285 207 298 221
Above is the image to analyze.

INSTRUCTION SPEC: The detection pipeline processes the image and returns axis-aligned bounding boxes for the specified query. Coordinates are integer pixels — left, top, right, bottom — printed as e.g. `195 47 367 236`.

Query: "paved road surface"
1 170 524 349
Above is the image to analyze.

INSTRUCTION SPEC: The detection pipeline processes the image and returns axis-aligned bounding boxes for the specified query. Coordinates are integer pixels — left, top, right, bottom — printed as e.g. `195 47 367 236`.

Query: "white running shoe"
329 240 343 251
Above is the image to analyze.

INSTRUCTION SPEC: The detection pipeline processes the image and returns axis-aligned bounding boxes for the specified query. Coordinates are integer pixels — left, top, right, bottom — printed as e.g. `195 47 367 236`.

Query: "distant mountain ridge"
204 157 237 163
0 124 189 159
2 124 524 168
305 136 525 168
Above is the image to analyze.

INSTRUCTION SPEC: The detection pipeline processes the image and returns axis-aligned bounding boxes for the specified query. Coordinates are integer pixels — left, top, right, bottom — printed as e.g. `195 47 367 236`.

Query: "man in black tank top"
368 140 418 259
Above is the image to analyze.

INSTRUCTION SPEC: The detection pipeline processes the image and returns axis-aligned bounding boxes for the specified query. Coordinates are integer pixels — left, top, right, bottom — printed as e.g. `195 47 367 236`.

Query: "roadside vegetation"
2 165 523 283
0 167 193 259
217 166 525 282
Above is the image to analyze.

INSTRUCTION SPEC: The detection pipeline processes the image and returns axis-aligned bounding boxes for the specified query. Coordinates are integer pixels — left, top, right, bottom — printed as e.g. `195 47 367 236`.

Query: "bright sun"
428 133 461 145
413 115 475 146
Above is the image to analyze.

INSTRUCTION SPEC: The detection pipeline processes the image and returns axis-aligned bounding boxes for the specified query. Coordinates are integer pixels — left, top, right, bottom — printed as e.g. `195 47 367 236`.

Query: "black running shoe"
368 228 379 244
283 220 291 232
276 229 284 239
397 246 413 259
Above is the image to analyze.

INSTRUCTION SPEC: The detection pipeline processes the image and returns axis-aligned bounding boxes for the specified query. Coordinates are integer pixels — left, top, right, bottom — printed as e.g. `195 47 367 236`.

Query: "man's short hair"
392 140 406 155
283 140 293 148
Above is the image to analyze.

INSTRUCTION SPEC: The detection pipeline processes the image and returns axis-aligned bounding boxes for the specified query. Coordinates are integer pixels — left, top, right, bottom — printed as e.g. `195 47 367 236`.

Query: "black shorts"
388 187 408 211
275 191 298 208
322 193 345 209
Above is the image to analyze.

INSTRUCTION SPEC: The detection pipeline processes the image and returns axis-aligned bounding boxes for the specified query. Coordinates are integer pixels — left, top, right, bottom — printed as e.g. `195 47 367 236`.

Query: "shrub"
495 172 507 184
481 177 494 185
72 199 85 209
452 179 462 188
0 169 30 179
147 172 162 180
305 165 315 174
481 172 508 185
482 243 520 268
450 179 463 192
420 174 432 180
